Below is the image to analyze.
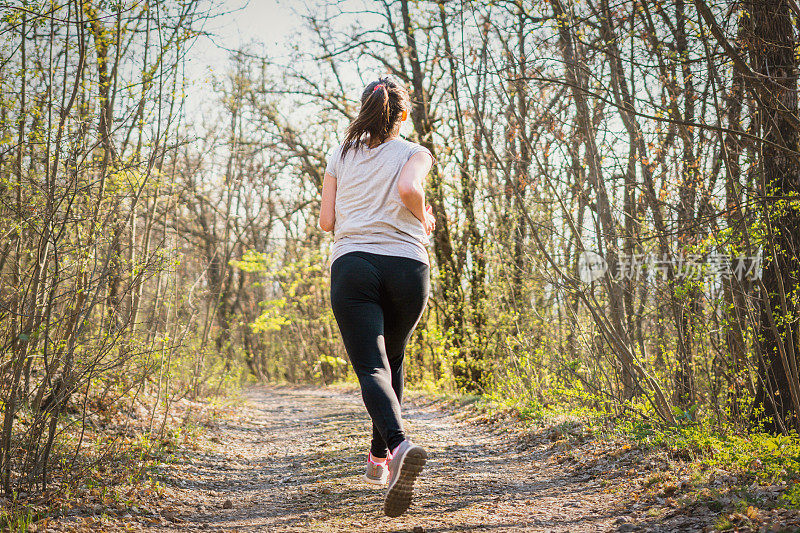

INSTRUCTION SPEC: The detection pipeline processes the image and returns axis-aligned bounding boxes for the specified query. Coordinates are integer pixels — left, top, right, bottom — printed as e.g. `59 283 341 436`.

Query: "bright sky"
185 0 301 96
182 0 393 132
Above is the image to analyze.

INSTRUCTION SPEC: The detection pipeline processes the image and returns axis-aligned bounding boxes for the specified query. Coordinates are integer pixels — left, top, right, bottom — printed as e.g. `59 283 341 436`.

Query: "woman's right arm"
319 171 337 232
397 151 435 234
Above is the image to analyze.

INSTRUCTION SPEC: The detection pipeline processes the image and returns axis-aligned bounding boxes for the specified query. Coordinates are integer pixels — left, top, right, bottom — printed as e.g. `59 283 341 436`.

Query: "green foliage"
714 514 735 531
614 417 800 486
252 298 291 333
0 501 37 532
232 250 347 383
780 482 800 509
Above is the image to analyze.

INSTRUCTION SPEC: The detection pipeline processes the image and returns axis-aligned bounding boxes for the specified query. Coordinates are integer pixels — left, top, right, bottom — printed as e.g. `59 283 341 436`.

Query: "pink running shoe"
383 440 427 517
364 452 390 485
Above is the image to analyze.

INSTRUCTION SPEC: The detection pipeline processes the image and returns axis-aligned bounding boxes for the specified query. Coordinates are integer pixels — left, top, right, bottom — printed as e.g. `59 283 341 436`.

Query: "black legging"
330 251 430 457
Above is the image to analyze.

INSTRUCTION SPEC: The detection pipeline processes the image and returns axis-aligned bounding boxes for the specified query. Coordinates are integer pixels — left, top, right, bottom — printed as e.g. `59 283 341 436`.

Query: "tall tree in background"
698 0 800 432
745 0 800 432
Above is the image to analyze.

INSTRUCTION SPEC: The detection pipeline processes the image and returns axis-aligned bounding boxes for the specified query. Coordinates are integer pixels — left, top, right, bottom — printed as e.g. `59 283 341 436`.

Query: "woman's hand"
424 204 436 235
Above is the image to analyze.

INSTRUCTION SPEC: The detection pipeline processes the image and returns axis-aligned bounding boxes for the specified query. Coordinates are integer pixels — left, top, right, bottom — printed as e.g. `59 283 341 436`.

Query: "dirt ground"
141 386 624 532
38 386 800 532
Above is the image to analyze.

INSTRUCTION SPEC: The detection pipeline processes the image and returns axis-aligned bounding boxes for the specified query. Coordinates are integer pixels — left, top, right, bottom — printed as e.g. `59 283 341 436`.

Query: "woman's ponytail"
341 77 410 160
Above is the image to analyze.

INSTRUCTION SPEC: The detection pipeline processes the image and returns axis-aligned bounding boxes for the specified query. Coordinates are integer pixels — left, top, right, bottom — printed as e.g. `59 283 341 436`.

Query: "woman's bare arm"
319 171 337 232
397 151 434 231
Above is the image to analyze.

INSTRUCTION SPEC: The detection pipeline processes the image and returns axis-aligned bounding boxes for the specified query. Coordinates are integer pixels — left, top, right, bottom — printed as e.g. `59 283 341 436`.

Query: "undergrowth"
442 385 800 516
0 386 243 532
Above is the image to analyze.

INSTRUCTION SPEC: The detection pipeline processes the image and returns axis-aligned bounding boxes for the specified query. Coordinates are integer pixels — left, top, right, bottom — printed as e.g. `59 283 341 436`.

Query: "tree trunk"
746 0 800 433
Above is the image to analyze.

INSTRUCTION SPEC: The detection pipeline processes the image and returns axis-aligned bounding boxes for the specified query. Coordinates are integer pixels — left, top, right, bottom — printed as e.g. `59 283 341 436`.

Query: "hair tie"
373 83 384 92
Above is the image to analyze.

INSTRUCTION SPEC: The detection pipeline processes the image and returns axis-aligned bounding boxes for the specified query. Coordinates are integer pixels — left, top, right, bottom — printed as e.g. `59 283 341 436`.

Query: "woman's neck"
367 133 398 149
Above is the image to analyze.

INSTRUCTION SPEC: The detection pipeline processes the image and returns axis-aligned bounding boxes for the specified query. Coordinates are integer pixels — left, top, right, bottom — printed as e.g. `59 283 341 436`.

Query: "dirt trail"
141 386 622 532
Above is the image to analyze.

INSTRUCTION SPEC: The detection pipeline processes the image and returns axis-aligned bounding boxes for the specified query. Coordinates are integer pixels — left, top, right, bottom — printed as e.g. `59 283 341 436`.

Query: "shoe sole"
383 447 427 517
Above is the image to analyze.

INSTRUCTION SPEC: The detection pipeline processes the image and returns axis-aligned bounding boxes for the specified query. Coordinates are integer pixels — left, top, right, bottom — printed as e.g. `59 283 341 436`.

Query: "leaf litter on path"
32 385 800 532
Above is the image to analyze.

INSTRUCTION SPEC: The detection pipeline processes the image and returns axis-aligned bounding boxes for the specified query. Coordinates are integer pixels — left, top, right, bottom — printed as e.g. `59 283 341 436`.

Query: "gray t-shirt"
325 137 433 266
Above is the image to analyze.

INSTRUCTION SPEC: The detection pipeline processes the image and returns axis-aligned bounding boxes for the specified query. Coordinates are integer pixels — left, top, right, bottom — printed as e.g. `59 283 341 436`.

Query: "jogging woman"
319 77 434 518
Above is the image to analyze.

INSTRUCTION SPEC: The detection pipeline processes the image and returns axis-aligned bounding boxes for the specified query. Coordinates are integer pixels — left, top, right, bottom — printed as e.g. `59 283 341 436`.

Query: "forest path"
144 386 624 533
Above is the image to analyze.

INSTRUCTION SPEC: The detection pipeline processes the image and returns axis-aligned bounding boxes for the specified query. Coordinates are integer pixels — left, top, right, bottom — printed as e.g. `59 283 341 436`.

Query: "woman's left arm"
319 171 337 232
